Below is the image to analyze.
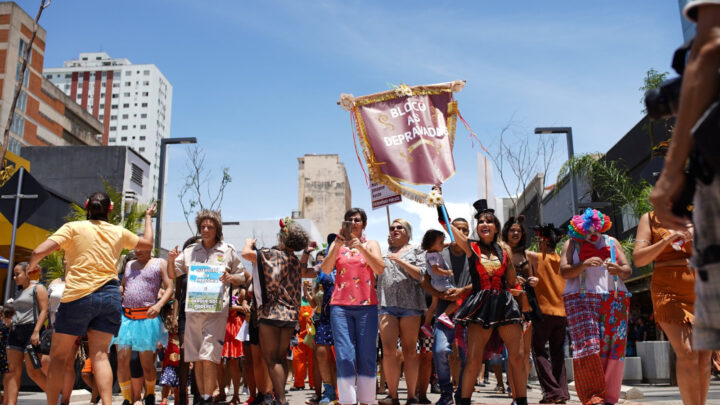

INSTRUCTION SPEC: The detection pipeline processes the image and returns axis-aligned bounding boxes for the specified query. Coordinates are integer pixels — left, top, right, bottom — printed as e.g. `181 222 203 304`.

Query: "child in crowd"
421 230 457 337
159 303 180 405
218 287 246 404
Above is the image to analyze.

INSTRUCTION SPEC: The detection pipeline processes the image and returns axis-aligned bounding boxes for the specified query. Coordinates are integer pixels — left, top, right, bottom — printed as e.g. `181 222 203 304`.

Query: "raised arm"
241 239 258 263
135 203 157 250
167 245 181 280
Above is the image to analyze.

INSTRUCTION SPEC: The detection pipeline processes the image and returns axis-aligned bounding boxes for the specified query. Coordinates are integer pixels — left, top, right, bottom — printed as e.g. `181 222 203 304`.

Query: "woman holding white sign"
241 218 310 405
168 210 247 405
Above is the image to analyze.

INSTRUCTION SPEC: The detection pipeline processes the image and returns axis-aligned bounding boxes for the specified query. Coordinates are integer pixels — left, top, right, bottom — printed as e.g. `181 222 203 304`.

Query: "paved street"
16 377 720 404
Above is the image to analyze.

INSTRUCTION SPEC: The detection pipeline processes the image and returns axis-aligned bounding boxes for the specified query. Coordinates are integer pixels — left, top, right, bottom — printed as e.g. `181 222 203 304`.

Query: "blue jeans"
330 305 378 404
432 322 466 397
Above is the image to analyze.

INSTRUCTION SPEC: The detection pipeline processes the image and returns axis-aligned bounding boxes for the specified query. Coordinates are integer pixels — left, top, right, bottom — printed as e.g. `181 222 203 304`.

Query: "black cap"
473 199 494 218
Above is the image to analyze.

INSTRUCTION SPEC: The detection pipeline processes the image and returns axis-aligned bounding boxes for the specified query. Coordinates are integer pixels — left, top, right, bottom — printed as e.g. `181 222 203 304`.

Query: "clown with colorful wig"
559 208 632 405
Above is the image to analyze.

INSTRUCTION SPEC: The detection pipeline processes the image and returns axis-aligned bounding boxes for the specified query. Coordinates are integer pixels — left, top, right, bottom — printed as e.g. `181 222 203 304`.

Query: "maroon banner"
341 81 463 204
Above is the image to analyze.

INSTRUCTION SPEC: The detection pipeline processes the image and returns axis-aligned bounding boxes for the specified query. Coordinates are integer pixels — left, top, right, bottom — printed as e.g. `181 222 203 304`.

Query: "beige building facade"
297 154 351 239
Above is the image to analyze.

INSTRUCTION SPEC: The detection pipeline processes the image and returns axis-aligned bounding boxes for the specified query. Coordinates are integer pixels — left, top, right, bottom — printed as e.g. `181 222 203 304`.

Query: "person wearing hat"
527 224 569 404
559 208 631 405
443 199 528 405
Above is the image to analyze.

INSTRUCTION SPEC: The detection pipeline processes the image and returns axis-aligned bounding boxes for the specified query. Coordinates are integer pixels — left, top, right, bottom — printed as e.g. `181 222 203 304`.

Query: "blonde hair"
392 218 413 241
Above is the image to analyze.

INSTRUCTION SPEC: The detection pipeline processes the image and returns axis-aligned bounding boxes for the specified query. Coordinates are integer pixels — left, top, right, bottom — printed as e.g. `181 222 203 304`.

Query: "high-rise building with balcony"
44 52 172 197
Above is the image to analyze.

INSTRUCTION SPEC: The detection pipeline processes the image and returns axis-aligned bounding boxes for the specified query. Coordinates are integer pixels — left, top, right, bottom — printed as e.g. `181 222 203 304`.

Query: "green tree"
640 68 673 148
557 154 653 220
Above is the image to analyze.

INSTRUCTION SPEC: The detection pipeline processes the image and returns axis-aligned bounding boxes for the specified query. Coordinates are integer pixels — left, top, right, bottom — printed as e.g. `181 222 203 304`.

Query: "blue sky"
30 1 684 246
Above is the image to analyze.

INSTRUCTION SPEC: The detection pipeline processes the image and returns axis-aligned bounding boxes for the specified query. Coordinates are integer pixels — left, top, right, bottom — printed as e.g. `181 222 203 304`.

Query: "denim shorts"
7 323 35 352
379 306 424 318
54 280 122 337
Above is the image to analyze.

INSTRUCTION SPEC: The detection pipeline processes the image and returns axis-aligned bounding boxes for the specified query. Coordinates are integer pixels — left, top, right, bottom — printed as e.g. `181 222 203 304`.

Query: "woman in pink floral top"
321 208 384 405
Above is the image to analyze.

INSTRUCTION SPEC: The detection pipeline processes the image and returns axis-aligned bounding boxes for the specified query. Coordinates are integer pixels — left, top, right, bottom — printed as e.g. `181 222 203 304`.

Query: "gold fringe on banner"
345 81 464 206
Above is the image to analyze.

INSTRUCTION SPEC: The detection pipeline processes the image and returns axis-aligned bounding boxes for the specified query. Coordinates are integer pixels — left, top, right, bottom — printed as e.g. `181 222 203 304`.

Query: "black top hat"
473 199 494 218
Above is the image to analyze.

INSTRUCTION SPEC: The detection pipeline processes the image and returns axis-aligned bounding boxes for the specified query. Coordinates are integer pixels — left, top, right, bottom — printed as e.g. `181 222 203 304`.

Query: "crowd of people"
5 185 712 405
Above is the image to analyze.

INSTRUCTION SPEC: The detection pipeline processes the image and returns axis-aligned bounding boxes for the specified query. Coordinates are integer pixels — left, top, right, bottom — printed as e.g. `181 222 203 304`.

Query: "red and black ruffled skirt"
454 289 523 329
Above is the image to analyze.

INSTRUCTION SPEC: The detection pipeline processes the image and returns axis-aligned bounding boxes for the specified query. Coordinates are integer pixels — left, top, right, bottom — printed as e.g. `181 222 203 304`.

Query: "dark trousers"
177 332 201 405
531 315 569 401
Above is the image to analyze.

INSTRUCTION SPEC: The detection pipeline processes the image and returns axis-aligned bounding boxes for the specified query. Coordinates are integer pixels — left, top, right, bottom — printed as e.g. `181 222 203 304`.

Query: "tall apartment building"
297 154 351 239
44 52 172 198
0 2 102 156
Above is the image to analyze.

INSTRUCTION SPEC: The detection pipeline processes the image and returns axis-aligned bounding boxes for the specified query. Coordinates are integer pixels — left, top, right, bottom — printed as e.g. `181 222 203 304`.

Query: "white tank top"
563 237 628 295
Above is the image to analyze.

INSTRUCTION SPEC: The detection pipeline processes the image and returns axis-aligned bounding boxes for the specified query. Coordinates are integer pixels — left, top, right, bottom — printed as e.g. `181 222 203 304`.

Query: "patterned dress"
256 248 302 324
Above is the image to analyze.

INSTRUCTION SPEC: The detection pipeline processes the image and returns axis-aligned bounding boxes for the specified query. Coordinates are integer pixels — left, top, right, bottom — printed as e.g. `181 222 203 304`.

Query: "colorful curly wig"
568 207 612 241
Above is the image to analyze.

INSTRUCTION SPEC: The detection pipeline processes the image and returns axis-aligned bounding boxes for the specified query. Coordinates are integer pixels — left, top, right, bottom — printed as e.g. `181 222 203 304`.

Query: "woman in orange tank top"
633 211 710 405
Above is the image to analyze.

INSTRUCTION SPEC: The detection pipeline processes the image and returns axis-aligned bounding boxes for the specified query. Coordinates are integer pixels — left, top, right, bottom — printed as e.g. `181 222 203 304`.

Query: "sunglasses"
347 218 363 223
389 225 405 231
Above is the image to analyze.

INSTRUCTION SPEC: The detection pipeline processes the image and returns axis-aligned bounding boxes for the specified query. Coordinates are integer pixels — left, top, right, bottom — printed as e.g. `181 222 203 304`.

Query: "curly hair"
195 210 223 243
278 222 309 252
501 216 527 252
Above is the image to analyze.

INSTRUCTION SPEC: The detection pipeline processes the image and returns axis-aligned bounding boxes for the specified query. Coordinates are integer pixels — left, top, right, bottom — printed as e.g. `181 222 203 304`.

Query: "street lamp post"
534 127 577 216
156 137 197 250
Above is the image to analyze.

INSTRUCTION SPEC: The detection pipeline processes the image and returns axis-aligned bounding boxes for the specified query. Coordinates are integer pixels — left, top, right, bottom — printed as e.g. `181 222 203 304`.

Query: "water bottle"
26 344 41 369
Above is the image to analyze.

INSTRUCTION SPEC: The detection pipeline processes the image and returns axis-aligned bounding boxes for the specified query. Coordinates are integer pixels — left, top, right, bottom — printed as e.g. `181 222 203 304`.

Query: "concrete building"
297 154 351 238
0 2 102 155
44 52 173 198
21 145 152 206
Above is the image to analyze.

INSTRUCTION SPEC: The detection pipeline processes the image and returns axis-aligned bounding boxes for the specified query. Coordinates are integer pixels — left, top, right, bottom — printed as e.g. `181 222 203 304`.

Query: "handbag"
38 328 53 355
32 284 53 355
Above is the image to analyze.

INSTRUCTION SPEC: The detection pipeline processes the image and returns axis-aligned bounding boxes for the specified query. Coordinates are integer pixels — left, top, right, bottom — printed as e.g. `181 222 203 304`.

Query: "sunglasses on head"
389 225 405 231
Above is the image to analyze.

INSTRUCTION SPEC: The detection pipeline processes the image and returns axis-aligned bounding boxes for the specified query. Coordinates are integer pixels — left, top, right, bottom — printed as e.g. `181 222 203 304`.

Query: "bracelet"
635 239 650 244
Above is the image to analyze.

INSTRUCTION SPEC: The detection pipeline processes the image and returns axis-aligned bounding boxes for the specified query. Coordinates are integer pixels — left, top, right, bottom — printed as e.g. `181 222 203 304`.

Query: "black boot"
515 397 528 405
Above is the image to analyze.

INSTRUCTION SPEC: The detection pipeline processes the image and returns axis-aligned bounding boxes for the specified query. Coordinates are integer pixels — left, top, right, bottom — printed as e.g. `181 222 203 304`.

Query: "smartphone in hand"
341 221 353 240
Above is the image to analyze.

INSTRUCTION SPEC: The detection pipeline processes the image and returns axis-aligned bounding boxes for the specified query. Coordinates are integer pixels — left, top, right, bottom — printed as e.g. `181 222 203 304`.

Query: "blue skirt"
113 315 168 352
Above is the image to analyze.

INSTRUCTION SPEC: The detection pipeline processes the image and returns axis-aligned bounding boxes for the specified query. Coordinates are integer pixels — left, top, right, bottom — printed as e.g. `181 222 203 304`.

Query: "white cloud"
364 199 476 253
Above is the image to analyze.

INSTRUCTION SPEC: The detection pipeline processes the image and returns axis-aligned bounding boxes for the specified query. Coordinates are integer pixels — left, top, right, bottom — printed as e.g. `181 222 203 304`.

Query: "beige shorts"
183 309 228 364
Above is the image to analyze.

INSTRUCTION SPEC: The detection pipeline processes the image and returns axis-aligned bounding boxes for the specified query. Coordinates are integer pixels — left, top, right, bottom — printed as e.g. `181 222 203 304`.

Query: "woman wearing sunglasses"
377 219 427 405
321 208 384 405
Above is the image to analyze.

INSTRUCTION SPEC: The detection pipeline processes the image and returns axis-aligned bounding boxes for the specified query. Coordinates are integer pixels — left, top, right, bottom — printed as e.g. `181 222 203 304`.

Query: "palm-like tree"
557 154 653 219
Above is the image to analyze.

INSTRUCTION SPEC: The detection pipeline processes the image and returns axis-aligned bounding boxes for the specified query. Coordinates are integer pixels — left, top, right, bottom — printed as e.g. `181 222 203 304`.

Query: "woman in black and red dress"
445 199 528 405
